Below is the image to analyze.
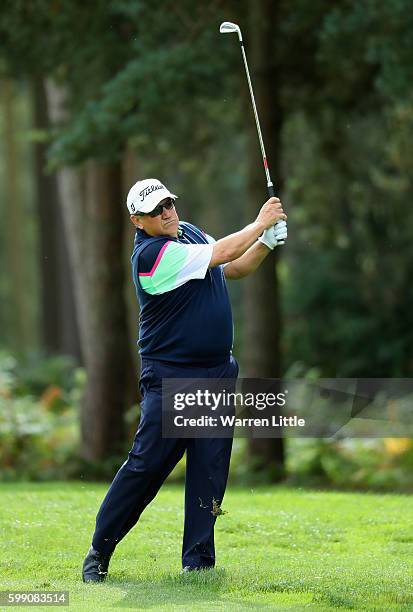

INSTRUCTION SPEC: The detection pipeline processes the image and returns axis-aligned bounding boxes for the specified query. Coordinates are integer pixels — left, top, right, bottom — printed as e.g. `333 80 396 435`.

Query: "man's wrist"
258 233 274 250
249 221 266 235
257 239 272 252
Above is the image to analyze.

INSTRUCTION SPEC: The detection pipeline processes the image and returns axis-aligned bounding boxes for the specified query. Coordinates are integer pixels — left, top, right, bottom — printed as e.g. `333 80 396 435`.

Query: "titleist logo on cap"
139 184 164 201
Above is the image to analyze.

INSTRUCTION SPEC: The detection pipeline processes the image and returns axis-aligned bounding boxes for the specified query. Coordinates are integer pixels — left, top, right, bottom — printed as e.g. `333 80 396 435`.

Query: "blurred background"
1 0 413 489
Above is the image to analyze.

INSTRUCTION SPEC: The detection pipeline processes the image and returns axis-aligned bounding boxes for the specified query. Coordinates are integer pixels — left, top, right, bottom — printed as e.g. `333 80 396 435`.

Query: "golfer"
82 178 287 581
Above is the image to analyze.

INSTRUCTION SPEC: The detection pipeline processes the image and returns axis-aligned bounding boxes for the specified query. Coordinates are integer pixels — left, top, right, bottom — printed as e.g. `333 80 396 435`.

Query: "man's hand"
255 197 287 230
210 196 287 267
258 220 288 250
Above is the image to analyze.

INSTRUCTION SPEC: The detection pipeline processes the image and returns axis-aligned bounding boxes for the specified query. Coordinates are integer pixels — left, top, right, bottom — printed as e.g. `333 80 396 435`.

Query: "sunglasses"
138 198 175 218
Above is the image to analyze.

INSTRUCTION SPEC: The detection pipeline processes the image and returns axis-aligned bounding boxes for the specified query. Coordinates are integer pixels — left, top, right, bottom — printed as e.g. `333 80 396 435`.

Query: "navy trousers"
92 355 238 569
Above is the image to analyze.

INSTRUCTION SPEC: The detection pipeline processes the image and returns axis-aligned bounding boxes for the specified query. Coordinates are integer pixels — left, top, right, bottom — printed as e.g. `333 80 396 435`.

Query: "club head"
219 21 242 41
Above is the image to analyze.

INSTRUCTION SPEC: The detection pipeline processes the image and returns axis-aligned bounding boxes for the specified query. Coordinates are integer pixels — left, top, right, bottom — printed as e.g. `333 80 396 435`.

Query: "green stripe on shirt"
139 242 189 295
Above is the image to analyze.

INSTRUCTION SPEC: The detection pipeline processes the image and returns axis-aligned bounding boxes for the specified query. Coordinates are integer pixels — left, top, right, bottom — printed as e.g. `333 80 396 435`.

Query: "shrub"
0 351 83 480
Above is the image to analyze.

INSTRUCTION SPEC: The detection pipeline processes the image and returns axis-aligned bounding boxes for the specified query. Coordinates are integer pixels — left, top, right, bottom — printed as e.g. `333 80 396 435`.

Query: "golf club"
220 22 285 245
219 21 277 201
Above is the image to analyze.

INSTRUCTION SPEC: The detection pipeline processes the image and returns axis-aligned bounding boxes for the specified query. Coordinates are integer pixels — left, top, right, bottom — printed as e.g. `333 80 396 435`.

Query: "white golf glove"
258 220 288 249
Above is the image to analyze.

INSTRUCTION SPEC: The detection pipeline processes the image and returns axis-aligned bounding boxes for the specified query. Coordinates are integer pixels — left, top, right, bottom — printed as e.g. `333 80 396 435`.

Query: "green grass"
1 482 412 611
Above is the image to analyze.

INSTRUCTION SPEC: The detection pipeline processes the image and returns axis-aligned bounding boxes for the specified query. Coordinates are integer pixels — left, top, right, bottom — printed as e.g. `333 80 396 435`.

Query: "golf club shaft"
239 40 275 199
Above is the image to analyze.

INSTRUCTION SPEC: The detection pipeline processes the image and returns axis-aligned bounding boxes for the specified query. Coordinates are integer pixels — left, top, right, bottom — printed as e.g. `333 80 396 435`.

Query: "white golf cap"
126 178 178 214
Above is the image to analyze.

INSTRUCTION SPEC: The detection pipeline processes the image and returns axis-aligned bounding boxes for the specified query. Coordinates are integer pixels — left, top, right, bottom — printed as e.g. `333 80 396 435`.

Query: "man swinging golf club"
83 19 288 581
82 177 287 581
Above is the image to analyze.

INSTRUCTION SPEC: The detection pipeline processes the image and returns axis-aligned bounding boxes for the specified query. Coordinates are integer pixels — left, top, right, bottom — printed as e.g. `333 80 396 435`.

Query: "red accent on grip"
263 157 268 170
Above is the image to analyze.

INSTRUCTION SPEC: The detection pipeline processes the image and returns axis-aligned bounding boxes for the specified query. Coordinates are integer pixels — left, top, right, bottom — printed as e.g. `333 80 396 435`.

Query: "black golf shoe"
82 546 112 583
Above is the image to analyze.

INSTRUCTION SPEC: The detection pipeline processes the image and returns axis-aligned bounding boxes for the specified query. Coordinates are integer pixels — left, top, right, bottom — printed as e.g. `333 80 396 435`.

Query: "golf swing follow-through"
82 22 288 583
220 21 286 245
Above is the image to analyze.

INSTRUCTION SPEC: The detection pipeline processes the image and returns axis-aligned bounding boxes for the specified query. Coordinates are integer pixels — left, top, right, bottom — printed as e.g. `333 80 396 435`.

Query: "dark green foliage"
283 104 413 376
0 1 240 165
0 351 136 480
1 0 412 378
11 352 78 398
0 351 82 480
288 438 413 492
1 0 413 478
280 0 413 377
319 0 413 101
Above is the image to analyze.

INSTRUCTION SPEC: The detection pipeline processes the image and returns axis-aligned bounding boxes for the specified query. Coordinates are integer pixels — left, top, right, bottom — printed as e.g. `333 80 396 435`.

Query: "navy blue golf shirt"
131 222 233 366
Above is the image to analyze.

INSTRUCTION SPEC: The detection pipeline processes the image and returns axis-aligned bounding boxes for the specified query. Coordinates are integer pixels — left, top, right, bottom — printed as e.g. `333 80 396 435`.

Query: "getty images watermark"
161 378 413 438
172 388 304 429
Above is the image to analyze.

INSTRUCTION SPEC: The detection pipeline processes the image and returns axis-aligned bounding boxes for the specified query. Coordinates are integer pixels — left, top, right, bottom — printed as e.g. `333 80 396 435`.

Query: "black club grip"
266 184 286 246
267 185 276 198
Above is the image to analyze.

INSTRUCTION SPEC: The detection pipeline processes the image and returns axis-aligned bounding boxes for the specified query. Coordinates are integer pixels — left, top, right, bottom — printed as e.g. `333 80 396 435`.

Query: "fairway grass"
0 482 412 611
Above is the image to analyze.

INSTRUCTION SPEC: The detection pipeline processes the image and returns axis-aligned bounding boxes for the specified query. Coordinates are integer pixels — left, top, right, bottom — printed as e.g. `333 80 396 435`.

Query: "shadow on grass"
105 569 272 610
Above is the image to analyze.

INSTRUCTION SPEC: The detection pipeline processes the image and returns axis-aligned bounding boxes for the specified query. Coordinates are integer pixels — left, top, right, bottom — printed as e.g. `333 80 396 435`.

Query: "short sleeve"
138 240 213 295
202 232 229 268
198 231 233 270
203 233 216 244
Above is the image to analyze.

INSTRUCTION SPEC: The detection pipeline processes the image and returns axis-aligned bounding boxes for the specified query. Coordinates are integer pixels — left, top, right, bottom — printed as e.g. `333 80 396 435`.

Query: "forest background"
1 0 412 490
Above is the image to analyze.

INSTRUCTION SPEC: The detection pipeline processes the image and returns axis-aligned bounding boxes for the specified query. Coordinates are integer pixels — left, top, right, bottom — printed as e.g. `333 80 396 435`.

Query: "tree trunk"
45 80 134 461
242 0 285 480
2 79 34 352
32 78 81 361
